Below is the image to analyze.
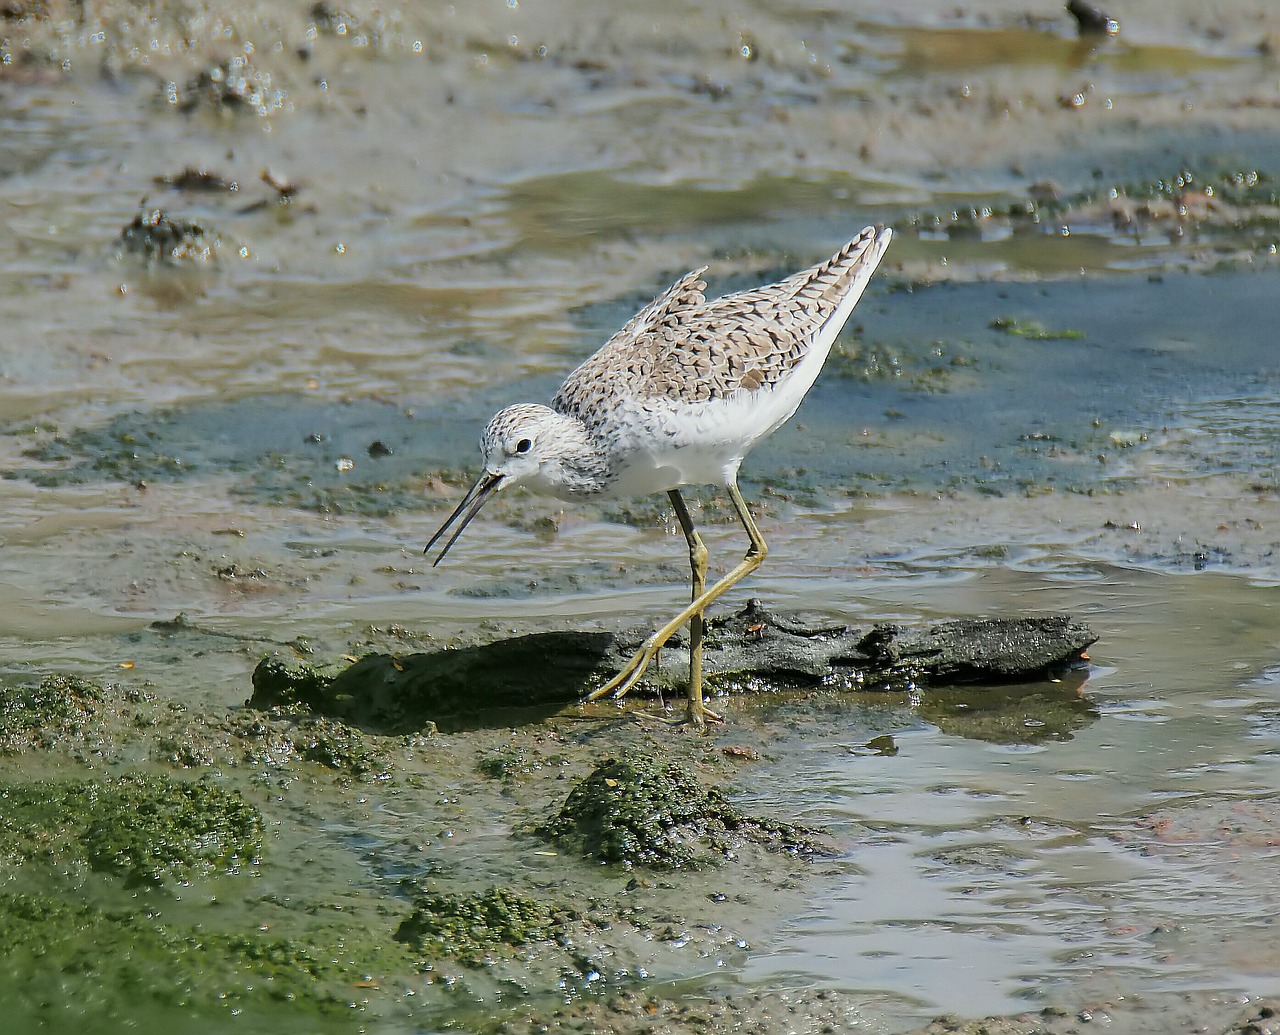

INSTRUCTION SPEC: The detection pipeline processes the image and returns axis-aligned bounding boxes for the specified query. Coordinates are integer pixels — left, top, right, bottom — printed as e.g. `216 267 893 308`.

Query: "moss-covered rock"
537 755 828 870
251 655 352 706
0 772 262 885
292 715 391 779
394 886 566 967
0 673 105 749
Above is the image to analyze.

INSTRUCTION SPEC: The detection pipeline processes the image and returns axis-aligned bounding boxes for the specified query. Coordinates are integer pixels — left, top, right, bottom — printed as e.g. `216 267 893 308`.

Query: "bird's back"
554 226 890 427
550 226 892 493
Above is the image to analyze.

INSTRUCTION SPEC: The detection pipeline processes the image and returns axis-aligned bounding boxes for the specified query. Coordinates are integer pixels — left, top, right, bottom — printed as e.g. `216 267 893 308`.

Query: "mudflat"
2 1 1279 1032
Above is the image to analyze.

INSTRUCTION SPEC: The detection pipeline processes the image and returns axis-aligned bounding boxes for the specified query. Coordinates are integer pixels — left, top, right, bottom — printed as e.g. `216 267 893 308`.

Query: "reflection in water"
917 670 1098 744
735 567 1280 1024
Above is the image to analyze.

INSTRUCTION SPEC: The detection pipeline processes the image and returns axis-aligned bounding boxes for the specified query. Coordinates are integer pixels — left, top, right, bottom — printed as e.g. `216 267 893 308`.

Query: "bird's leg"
587 481 767 710
666 489 709 725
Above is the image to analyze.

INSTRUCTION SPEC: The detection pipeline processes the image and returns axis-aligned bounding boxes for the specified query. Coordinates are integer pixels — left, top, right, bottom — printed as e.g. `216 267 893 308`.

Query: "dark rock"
116 207 217 265
249 603 1096 731
1067 0 1119 37
536 754 831 869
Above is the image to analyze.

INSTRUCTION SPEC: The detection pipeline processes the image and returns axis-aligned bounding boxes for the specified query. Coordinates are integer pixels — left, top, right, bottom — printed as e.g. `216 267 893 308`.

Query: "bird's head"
423 404 564 565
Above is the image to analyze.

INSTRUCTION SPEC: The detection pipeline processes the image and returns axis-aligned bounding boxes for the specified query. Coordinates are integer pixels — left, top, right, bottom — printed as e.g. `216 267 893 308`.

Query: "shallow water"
2 0 1280 1030
738 567 1280 1025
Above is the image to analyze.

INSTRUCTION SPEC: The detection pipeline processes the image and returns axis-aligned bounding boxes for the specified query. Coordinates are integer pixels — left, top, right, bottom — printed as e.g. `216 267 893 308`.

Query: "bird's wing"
552 266 709 421
554 226 889 420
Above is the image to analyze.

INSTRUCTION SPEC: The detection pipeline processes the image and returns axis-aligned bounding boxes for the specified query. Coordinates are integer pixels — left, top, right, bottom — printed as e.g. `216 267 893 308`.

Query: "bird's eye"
514 438 533 454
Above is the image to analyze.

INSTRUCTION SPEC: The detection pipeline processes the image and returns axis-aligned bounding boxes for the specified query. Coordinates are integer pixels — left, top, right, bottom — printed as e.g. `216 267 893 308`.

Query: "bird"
424 225 893 726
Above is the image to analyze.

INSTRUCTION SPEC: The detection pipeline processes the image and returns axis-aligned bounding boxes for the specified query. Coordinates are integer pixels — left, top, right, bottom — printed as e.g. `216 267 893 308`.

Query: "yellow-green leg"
587 481 767 716
666 489 708 724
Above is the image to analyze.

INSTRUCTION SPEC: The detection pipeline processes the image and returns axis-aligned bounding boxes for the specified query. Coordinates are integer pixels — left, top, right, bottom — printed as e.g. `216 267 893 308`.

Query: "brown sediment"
1 0 1279 1031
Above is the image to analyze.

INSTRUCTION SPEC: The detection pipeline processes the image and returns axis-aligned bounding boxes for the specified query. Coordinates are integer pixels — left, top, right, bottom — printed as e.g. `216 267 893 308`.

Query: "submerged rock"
537 754 830 870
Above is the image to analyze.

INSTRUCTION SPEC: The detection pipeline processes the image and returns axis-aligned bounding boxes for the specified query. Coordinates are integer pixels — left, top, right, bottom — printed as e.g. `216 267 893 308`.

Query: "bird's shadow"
251 630 616 734
248 602 1099 737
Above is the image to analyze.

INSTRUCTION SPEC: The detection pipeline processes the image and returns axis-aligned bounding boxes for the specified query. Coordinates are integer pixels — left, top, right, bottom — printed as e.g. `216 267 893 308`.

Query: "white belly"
598 363 821 498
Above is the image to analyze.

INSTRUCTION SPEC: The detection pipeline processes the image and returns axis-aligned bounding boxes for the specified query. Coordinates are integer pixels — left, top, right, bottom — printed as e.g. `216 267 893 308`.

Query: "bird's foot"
643 703 723 728
584 635 663 703
686 697 723 727
584 645 723 729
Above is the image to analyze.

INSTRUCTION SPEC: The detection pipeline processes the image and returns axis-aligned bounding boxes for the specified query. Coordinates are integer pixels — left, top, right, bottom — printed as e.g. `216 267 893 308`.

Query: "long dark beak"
423 471 504 566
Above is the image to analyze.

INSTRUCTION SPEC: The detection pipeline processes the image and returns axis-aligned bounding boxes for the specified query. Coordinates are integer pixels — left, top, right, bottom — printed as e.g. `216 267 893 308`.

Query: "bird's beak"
423 470 504 566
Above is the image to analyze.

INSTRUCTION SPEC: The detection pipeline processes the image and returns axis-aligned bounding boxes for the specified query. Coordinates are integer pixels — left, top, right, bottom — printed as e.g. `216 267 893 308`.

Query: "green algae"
0 673 105 748
913 167 1280 257
537 755 827 871
6 394 472 518
990 316 1086 340
475 744 537 781
394 886 567 967
156 704 392 779
0 670 388 779
0 890 371 1026
476 744 569 782
0 673 170 764
242 465 435 518
20 420 199 485
292 715 392 780
0 772 262 885
825 337 977 391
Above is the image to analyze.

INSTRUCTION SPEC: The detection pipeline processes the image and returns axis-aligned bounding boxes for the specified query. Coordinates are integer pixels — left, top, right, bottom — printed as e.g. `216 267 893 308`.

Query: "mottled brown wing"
552 267 709 422
554 228 880 423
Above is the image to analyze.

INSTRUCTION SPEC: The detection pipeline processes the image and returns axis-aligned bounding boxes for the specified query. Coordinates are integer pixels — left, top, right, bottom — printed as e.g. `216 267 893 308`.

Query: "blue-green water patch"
753 267 1280 498
7 269 1277 512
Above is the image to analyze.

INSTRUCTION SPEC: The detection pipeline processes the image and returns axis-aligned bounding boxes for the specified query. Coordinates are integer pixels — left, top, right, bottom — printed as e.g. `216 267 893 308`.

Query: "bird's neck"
535 412 614 500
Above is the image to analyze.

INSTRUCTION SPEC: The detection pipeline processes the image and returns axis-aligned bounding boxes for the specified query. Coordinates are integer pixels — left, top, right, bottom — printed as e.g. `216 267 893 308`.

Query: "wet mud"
2 0 1280 1032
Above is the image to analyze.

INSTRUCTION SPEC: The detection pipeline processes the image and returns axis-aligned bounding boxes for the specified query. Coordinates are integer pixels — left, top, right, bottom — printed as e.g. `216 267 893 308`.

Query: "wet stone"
116 207 218 265
536 754 831 870
603 602 1097 693
248 604 1095 731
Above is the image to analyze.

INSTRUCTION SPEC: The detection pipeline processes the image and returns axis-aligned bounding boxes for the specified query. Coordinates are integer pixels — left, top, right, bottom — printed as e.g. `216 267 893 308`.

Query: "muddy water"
736 567 1280 1025
2 0 1280 1031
